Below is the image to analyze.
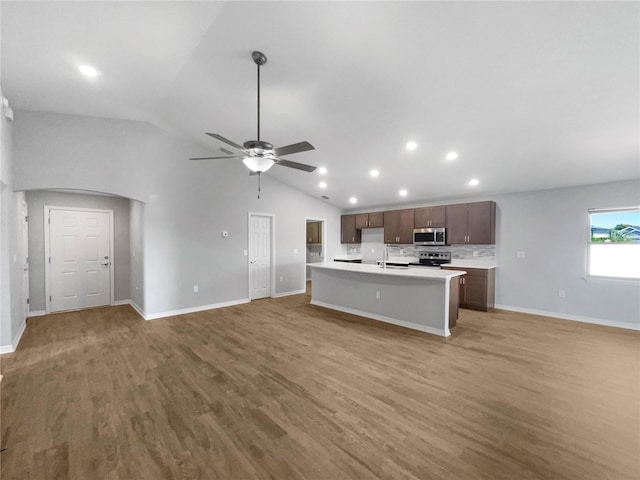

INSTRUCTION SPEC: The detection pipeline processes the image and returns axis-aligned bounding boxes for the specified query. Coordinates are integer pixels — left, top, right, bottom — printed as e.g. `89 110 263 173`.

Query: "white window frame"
587 207 640 282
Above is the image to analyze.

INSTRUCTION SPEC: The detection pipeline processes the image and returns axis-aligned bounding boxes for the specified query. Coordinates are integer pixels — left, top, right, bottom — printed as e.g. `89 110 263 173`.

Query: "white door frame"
247 212 276 299
44 205 115 314
305 217 327 281
22 199 30 319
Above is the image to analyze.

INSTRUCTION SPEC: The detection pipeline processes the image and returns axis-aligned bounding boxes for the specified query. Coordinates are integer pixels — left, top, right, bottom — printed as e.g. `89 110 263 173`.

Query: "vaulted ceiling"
2 1 638 209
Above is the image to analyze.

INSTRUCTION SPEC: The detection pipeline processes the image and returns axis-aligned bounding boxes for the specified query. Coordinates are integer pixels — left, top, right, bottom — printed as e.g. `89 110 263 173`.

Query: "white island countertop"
309 262 466 280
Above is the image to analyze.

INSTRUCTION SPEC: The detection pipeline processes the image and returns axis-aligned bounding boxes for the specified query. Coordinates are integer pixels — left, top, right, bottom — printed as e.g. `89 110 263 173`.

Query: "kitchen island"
308 262 466 337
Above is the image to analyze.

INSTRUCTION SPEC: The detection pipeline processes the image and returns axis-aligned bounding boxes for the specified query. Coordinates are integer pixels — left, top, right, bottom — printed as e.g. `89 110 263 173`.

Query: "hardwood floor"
2 288 639 479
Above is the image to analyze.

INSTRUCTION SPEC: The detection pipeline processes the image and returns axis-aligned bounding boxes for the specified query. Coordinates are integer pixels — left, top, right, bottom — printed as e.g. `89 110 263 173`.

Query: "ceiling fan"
190 51 316 196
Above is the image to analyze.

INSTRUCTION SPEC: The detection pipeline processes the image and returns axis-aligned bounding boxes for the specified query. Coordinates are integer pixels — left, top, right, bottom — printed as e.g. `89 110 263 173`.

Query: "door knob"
101 261 110 267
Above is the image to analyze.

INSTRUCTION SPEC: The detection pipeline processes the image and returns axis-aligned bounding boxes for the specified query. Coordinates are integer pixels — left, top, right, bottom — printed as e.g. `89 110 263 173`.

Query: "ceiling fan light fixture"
243 156 275 173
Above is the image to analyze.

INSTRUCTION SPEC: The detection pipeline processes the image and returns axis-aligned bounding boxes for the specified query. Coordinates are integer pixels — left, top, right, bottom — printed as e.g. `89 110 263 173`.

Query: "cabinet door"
306 222 318 244
467 201 495 245
414 206 446 228
397 209 415 244
368 211 384 228
383 211 400 244
355 213 369 229
414 207 430 228
430 206 446 227
462 275 488 310
445 204 468 244
341 215 360 244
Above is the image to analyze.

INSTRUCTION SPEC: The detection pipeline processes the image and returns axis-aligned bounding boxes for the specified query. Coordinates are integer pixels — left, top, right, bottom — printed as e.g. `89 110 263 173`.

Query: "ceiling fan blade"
275 158 317 172
189 155 244 161
205 133 245 151
273 141 315 157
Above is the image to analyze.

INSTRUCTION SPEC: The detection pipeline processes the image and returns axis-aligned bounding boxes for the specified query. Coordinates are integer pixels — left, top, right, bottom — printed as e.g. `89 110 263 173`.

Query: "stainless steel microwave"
413 227 446 246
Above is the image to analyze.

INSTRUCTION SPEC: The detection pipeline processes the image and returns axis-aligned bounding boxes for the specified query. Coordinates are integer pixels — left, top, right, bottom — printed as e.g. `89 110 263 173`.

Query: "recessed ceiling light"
349 197 357 204
399 189 408 197
468 179 479 186
369 169 380 177
318 167 327 175
318 181 327 189
78 65 98 77
406 141 418 151
446 152 459 161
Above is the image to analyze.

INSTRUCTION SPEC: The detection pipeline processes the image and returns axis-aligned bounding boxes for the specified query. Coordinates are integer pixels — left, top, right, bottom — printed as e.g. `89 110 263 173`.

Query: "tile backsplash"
343 243 495 260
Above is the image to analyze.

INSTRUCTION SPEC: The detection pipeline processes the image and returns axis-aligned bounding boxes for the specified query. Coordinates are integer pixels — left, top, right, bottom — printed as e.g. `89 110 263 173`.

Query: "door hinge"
49 295 52 302
49 256 51 263
25 215 28 222
48 217 51 224
26 298 29 304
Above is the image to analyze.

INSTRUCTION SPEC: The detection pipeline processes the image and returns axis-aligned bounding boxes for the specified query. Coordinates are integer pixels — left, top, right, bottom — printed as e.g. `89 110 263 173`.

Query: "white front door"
249 214 272 300
22 200 30 318
49 208 112 312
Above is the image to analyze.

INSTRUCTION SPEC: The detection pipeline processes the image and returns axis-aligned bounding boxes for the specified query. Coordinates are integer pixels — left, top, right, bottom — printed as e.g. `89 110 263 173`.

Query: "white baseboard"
27 310 47 318
273 289 306 298
113 299 132 306
143 298 250 321
494 304 640 331
129 301 145 319
311 300 449 337
0 320 27 355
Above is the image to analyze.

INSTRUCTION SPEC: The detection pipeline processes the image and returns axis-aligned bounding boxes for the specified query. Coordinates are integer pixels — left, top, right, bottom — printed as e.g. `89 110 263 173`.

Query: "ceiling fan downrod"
252 51 267 142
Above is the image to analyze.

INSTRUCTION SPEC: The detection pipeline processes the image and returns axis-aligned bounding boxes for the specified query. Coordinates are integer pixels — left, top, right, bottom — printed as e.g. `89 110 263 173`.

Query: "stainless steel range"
412 251 451 267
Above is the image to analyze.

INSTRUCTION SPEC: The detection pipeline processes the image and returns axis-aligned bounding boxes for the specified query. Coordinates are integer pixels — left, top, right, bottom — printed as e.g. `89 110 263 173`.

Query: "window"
588 208 640 279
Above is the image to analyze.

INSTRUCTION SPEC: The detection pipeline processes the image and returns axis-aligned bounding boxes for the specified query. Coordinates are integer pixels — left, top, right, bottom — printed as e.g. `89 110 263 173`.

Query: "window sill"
584 275 640 285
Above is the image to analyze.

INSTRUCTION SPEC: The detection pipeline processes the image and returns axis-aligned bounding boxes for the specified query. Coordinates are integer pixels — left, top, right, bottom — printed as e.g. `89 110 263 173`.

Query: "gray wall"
13 110 343 316
25 190 131 311
0 81 28 351
346 179 640 328
129 199 145 312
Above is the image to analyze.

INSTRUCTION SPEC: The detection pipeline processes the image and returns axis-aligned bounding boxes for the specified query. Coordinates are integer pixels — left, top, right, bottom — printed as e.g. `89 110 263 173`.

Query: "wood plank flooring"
1 287 639 479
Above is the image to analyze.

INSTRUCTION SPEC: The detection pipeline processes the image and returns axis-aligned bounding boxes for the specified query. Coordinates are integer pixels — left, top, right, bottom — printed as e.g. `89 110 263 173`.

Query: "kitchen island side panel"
310 268 449 336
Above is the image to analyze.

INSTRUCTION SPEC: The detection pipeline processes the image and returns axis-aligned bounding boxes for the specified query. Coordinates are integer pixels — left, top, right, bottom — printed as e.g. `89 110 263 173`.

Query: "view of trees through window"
590 210 640 243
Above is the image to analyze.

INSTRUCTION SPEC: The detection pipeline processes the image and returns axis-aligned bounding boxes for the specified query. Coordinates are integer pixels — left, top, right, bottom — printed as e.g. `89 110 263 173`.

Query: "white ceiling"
2 1 638 209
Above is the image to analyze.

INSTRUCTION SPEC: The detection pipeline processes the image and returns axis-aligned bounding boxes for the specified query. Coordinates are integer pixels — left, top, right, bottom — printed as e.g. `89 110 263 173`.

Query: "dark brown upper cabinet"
445 201 496 244
383 209 414 244
414 206 446 228
306 221 321 245
341 214 361 244
355 212 384 229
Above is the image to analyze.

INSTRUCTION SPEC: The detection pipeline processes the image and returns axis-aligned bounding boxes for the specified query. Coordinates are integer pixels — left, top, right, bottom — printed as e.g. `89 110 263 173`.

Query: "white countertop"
443 259 497 269
309 262 466 280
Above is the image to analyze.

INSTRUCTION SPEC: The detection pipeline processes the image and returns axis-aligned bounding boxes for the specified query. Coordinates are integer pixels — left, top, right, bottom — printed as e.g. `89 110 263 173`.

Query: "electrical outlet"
558 289 565 298
473 251 478 257
243 250 248 256
279 276 283 282
376 291 381 299
193 285 199 293
517 251 526 259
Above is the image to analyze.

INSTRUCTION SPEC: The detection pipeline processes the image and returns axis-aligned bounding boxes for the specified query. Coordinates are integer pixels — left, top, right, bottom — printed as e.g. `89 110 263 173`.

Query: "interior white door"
249 215 271 300
49 209 111 312
22 200 29 318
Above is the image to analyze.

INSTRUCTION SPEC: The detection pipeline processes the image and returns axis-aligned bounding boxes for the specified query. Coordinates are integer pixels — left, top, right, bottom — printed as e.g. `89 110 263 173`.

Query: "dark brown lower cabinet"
442 266 495 312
